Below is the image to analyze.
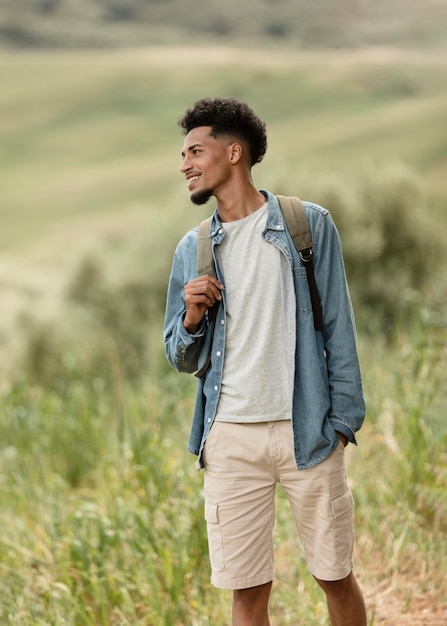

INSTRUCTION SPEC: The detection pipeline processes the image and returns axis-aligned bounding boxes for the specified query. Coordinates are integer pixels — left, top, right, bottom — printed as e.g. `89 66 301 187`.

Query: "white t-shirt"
215 203 296 423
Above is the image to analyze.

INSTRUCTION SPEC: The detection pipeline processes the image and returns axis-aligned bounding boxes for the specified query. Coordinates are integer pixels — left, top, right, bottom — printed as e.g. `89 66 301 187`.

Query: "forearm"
315 211 365 441
165 313 206 373
183 315 200 335
326 340 366 443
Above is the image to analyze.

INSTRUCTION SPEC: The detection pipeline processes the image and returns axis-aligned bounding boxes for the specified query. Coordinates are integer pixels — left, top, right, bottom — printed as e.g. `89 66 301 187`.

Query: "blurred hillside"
1 45 446 381
1 0 447 49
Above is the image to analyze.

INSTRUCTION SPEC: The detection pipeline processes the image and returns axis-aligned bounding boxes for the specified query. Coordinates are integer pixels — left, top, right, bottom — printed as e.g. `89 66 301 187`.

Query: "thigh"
203 422 277 590
281 441 355 581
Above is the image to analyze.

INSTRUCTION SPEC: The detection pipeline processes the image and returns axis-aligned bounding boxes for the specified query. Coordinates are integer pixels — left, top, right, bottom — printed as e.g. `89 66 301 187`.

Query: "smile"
187 175 201 188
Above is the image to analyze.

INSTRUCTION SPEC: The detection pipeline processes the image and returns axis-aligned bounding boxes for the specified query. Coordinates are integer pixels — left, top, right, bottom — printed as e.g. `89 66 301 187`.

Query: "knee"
314 572 352 600
233 581 272 610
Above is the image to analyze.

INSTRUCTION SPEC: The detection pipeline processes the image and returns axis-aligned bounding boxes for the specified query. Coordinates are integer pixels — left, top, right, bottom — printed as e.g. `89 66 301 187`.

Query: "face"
180 126 232 205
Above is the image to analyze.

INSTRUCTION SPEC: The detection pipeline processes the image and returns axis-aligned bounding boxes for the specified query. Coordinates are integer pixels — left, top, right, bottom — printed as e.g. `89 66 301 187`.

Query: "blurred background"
0 2 446 624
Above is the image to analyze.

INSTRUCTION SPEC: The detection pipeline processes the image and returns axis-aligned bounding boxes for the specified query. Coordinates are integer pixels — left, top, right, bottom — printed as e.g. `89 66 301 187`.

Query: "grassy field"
2 47 447 249
2 46 447 364
0 46 446 624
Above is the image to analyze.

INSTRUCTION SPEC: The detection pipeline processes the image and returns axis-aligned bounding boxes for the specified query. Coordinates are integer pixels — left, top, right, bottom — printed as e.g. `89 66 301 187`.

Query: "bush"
18 163 446 388
275 162 446 334
19 250 166 389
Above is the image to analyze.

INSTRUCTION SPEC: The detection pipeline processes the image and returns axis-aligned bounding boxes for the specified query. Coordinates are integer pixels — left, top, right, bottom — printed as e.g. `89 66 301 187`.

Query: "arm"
313 210 366 444
164 235 223 374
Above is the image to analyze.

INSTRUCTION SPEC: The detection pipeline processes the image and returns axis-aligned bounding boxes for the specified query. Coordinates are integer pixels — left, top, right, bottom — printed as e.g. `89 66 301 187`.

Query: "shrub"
19 249 167 388
275 162 446 334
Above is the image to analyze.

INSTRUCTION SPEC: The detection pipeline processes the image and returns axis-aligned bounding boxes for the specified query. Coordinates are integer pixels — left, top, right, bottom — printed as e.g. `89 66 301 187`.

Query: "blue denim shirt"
164 190 365 470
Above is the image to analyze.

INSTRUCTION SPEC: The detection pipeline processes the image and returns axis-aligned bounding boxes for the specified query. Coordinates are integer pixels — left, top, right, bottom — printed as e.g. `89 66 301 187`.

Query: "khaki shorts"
202 420 355 590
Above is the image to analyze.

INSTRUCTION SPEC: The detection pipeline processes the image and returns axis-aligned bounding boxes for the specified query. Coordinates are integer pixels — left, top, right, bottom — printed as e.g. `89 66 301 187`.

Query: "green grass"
0 325 445 624
0 46 446 624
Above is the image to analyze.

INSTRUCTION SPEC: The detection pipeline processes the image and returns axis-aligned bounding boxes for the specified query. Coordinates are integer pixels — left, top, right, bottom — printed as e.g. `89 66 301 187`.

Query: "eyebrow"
181 142 204 157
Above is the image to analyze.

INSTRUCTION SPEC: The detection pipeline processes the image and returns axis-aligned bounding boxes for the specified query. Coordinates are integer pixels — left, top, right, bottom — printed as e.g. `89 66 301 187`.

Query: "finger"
185 282 222 301
186 275 224 290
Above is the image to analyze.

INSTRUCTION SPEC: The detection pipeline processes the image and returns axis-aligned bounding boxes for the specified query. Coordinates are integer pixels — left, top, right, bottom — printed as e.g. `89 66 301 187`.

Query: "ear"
228 142 243 164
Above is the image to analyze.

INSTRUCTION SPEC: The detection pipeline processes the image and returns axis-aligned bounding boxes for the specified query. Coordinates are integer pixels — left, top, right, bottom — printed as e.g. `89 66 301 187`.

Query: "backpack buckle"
299 248 313 264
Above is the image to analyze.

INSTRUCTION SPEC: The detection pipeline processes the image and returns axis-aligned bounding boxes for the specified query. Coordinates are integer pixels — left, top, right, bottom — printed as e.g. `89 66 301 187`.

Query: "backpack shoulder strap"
276 195 323 331
276 195 311 252
195 216 218 379
197 216 215 277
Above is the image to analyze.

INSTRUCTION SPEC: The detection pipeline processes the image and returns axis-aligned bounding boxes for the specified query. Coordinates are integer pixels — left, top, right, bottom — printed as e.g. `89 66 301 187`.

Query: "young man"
164 97 367 626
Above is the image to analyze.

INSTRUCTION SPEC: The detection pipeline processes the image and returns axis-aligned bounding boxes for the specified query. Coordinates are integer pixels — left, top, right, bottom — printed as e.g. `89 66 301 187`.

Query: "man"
164 97 367 626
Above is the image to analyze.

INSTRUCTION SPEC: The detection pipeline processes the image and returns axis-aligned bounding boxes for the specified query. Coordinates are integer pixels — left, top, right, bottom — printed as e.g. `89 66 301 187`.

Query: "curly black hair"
179 97 267 166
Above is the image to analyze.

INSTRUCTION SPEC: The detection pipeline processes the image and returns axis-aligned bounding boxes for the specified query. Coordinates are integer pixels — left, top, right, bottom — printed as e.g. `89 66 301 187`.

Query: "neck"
216 182 265 223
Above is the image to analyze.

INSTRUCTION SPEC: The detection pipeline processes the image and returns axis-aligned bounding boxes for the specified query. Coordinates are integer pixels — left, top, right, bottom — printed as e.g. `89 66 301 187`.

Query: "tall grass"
0 317 446 624
0 372 218 625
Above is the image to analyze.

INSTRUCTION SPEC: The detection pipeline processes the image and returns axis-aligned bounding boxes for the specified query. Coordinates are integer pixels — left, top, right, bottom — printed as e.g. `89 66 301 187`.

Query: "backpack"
194 196 323 378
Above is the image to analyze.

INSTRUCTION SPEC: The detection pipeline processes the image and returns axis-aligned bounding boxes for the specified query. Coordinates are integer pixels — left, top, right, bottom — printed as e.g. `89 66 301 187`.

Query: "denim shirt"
164 190 365 470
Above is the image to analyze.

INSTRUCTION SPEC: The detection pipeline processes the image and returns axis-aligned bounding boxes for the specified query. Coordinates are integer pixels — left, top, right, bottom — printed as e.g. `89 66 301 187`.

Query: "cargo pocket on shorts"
330 489 354 562
205 501 225 570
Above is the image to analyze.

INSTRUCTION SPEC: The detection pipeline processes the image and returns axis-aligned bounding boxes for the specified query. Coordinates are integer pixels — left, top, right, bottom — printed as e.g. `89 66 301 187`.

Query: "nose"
180 154 190 173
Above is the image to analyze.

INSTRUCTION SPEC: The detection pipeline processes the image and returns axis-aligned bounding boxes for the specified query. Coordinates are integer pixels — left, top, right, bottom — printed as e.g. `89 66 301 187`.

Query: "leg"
232 581 272 626
203 422 276 588
277 429 364 625
314 571 367 626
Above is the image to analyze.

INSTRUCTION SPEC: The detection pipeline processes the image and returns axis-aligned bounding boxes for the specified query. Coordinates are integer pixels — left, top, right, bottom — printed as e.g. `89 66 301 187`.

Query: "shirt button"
214 386 218 391
220 319 225 325
216 351 222 357
207 418 211 423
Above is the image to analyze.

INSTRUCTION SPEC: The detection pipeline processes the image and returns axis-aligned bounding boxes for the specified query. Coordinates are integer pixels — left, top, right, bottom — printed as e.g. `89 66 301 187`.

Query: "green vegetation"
0 331 446 624
0 47 446 623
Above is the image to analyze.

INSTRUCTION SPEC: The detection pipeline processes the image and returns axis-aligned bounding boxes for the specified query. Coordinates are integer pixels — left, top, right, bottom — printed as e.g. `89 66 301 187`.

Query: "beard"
190 187 213 205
